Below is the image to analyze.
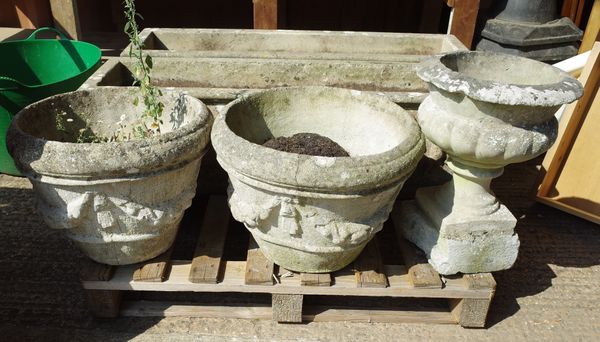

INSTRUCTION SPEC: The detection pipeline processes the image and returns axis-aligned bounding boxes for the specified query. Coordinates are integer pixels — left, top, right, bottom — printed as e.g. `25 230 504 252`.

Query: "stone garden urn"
7 87 212 265
212 87 425 273
398 51 583 275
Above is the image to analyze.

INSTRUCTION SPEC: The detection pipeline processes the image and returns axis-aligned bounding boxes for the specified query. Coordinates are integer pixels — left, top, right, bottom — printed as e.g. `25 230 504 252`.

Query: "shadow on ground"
486 157 600 327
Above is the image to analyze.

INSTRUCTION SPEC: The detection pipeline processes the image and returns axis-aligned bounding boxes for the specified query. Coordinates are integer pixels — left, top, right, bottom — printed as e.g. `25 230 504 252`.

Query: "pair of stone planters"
8 84 425 270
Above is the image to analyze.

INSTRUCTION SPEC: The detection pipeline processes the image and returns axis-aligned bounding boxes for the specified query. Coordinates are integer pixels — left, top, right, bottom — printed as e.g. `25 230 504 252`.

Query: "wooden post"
448 273 496 328
253 0 279 29
14 0 52 29
579 0 600 53
49 0 81 40
445 0 481 49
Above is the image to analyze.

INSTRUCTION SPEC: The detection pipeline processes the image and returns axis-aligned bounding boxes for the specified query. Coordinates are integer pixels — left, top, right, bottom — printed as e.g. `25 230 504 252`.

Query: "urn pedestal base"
398 160 520 275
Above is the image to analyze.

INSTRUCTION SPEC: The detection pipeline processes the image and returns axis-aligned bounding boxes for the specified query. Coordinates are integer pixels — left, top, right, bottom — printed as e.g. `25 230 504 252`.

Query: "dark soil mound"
263 133 349 157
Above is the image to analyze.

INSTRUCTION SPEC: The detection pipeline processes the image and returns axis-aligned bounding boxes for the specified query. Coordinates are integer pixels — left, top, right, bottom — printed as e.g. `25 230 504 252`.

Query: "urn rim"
417 51 583 107
7 87 213 178
211 86 425 193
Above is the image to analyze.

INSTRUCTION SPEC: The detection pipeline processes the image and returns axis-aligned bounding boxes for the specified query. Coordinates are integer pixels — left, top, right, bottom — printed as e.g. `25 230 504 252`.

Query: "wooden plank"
300 273 332 286
189 195 230 283
447 0 480 49
14 0 52 29
132 246 174 282
245 238 275 285
121 301 456 324
82 261 491 299
353 239 388 288
85 290 122 318
580 0 600 53
391 203 443 288
49 0 81 40
272 294 303 323
541 43 600 173
253 0 278 29
448 273 495 328
538 43 600 219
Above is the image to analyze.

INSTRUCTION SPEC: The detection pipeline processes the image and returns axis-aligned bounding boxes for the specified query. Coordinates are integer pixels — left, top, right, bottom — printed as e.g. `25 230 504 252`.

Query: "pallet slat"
120 301 457 324
189 195 230 283
391 203 443 288
132 245 174 282
354 239 388 288
245 238 275 285
300 273 332 286
81 194 496 327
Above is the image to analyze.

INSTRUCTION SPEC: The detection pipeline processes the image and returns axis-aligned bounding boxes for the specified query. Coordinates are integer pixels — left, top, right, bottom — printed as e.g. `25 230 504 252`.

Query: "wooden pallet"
80 195 496 328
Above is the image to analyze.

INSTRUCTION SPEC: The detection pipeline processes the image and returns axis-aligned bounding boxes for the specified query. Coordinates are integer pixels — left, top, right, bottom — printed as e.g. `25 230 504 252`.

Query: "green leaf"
133 97 139 106
145 55 153 69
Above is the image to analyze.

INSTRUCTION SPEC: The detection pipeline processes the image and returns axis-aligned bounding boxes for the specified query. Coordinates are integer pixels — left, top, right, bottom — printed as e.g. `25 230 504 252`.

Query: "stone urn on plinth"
398 51 583 275
212 87 425 273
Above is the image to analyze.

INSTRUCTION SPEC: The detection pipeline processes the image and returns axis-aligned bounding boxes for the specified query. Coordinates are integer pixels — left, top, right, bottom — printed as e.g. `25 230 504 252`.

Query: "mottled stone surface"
7 87 213 265
399 51 583 275
212 87 425 272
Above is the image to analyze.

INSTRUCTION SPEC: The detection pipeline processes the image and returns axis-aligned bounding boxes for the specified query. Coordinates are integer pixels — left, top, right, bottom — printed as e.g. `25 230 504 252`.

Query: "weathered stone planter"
397 51 583 275
7 87 212 265
212 87 425 273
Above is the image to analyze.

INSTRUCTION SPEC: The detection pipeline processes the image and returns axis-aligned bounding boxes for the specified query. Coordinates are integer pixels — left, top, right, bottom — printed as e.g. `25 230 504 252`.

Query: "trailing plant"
123 0 164 138
52 0 164 143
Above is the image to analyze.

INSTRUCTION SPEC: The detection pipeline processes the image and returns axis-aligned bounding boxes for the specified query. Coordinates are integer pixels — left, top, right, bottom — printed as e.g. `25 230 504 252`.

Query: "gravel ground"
0 158 599 341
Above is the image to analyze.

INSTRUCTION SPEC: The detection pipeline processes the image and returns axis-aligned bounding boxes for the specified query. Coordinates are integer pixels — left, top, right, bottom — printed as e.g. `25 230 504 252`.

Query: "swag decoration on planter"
6 0 213 265
212 87 425 273
397 51 583 275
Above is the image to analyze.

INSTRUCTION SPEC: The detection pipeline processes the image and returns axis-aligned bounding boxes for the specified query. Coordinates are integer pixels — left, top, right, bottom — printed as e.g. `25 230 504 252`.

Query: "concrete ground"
0 158 599 341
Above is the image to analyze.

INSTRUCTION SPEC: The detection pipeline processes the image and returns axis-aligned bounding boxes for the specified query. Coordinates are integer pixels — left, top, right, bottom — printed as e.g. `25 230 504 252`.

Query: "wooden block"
132 246 174 282
449 273 496 328
189 195 230 283
49 0 81 40
300 273 332 286
448 0 481 49
245 237 275 285
272 294 303 323
390 206 443 288
253 0 279 29
80 259 115 282
85 290 122 318
353 239 388 288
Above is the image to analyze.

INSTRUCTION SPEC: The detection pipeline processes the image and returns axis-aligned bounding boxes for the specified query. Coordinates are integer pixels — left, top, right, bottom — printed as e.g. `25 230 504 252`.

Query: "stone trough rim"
417 51 583 107
7 86 213 179
211 86 426 193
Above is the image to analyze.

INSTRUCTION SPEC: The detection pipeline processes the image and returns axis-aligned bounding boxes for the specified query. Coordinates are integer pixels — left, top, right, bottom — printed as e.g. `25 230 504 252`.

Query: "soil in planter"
263 133 349 157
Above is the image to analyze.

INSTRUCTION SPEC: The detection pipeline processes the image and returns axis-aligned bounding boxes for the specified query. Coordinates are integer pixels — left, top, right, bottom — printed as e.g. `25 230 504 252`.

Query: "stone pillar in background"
476 0 583 63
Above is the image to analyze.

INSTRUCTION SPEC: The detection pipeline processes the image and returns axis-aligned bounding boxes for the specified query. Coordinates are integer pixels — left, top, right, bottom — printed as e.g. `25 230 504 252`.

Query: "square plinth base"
398 200 519 275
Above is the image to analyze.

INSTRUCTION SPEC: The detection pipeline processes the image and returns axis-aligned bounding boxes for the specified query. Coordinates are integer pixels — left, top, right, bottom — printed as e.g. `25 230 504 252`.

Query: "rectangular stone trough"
122 28 466 62
86 29 466 109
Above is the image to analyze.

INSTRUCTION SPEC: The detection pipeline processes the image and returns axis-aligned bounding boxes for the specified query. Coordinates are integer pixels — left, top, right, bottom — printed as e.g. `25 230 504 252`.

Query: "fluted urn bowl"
212 86 425 272
417 51 583 169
